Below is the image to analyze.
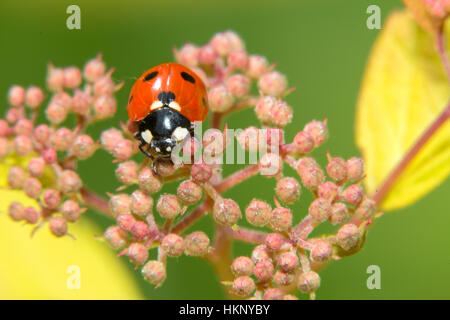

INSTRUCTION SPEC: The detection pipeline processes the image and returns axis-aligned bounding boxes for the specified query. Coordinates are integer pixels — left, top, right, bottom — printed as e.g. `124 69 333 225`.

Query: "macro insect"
127 63 209 165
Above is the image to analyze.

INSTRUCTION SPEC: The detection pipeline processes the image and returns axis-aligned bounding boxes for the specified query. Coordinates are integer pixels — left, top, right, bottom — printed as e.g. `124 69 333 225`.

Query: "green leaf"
356 10 450 211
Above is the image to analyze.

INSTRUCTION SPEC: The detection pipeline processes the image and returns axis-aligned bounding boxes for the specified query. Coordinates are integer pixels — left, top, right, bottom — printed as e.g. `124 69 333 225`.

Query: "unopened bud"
161 233 185 257
213 198 242 226
245 199 271 227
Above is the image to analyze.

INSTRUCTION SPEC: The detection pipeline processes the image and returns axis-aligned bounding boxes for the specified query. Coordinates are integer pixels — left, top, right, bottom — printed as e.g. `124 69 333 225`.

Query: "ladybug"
127 62 208 161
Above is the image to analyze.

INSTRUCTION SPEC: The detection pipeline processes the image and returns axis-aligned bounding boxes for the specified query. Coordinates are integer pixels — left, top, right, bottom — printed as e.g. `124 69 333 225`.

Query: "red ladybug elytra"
127 63 208 160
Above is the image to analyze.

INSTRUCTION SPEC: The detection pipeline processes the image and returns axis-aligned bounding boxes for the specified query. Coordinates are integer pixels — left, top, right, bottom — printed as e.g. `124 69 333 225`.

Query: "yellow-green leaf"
0 159 144 299
356 10 450 211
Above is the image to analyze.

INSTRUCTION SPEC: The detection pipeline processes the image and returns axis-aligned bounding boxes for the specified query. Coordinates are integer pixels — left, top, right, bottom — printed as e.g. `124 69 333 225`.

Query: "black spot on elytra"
158 91 176 105
143 71 158 81
181 71 195 83
129 95 134 103
202 97 206 106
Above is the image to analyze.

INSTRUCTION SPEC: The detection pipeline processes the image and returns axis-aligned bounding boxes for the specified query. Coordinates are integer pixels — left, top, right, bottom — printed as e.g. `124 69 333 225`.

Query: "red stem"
216 164 260 193
80 187 112 218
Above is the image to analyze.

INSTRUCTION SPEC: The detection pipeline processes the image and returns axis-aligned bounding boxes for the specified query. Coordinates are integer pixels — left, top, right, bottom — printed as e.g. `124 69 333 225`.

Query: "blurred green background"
1 0 449 299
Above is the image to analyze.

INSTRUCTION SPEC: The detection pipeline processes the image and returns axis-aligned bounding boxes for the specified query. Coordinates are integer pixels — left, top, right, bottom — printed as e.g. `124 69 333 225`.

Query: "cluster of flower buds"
2 54 121 237
2 31 380 300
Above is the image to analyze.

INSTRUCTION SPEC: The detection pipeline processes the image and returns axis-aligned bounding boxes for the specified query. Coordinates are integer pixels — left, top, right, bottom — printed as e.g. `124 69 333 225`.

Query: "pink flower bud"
155 160 177 177
265 233 284 253
116 161 139 185
25 86 44 109
346 157 364 182
208 85 234 112
304 120 328 146
6 108 24 124
355 197 376 220
59 170 82 193
198 44 217 65
51 127 74 151
344 184 363 206
297 163 325 191
84 55 106 82
237 126 261 152
210 32 233 57
258 71 287 97
94 95 117 119
42 148 57 164
254 259 274 282
28 157 46 177
277 251 299 273
275 177 301 204
293 131 315 154
94 74 115 96
9 202 24 221
156 194 181 219
269 100 292 127
112 139 134 161
246 55 268 79
227 49 248 71
226 74 250 98
232 276 255 297
184 231 210 256
130 221 149 240
224 30 245 51
100 128 123 151
259 152 283 177
177 180 203 204
191 163 212 183
109 194 131 217
24 207 40 224
117 213 136 231
8 85 25 107
269 207 292 232
45 101 67 124
0 137 11 158
23 177 42 199
337 224 360 251
298 271 320 293
63 66 82 89
72 90 91 115
318 181 339 202
231 256 254 276
47 66 65 91
14 134 33 156
34 124 51 145
177 43 199 67
251 244 271 264
327 156 347 183
49 217 68 237
138 167 162 194
310 241 332 262
254 96 274 124
127 243 148 265
161 233 185 257
273 270 295 287
329 202 349 225
130 190 153 217
213 198 242 226
61 200 82 222
72 134 96 160
264 128 284 149
142 260 166 285
7 166 27 189
104 226 128 249
0 120 11 137
14 119 33 136
263 288 284 300
245 199 271 227
309 198 332 223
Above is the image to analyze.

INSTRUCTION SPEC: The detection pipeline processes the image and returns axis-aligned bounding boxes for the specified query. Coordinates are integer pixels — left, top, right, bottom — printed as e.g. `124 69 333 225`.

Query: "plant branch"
372 101 450 205
80 187 113 218
215 164 260 193
225 226 267 244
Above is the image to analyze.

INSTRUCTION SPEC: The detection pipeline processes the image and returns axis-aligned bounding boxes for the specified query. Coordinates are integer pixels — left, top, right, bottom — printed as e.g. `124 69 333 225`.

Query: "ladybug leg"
138 140 154 161
189 122 196 140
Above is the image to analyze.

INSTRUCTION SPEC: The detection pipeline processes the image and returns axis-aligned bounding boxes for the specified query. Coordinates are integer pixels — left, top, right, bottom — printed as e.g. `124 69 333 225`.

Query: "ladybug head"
138 106 191 158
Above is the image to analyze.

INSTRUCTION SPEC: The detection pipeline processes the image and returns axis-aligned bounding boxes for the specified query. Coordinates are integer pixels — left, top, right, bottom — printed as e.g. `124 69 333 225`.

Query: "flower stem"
80 187 112 218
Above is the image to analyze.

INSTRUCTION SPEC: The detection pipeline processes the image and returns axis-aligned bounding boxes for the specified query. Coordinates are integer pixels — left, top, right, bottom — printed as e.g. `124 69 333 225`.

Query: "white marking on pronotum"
172 127 189 141
150 100 163 110
166 146 172 152
155 147 161 153
141 130 153 144
168 101 181 112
